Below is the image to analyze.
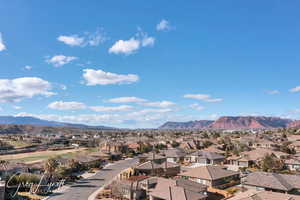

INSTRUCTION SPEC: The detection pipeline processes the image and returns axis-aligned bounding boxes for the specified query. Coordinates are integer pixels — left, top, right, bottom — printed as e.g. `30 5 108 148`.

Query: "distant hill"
159 116 298 130
159 120 214 129
0 116 115 130
288 120 300 128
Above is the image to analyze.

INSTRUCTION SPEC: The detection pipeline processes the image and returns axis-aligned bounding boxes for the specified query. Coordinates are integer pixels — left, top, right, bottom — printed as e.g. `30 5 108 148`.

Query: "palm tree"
44 158 59 182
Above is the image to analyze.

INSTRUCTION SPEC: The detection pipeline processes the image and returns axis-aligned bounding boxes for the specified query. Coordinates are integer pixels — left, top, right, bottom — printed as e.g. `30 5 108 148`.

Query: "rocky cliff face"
288 120 300 128
159 116 295 130
208 116 292 129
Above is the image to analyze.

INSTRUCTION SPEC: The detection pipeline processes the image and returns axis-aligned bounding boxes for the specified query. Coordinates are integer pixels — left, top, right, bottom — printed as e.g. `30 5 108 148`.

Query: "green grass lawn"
8 148 98 163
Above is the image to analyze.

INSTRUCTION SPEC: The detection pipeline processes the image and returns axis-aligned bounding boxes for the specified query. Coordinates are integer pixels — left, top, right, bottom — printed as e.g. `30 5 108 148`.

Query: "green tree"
260 154 284 172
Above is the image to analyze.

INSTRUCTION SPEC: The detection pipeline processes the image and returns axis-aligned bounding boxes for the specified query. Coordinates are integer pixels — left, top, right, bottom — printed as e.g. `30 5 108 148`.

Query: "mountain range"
0 116 114 130
159 116 300 130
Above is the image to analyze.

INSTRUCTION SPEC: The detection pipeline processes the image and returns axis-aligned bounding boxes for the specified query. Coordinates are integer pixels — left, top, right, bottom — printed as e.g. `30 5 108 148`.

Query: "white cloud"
130 108 173 116
0 77 54 102
46 55 77 67
266 90 280 95
142 101 175 108
289 86 300 93
0 33 6 51
16 112 123 125
156 19 171 31
109 30 155 55
48 101 86 110
24 65 32 70
183 94 223 103
189 103 205 111
57 29 107 47
86 29 108 46
13 106 22 110
107 97 147 103
90 105 133 112
141 36 155 47
83 69 139 86
57 35 84 46
109 38 140 55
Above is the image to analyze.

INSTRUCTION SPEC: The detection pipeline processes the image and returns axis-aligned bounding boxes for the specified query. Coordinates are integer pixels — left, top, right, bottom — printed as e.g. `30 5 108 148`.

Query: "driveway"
48 158 138 200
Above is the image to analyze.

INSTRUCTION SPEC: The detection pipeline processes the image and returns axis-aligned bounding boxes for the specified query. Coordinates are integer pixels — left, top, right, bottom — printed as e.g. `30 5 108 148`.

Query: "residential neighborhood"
2 0 300 200
1 127 300 200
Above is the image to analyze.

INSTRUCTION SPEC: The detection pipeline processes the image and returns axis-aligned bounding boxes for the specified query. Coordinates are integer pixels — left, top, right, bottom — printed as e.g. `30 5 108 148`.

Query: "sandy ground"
0 148 86 162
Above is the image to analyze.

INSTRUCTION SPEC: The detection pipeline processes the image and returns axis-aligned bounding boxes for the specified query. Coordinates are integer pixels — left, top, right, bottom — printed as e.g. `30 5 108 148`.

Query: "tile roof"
190 151 225 160
244 172 300 192
229 191 300 200
162 148 187 158
147 177 207 200
135 161 179 170
180 165 239 180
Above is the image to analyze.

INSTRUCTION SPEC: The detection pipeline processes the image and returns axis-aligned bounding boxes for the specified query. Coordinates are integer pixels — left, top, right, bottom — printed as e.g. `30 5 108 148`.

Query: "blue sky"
0 0 300 128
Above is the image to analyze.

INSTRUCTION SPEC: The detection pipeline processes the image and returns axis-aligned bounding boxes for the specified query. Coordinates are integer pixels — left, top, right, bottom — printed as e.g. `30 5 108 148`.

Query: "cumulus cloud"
57 29 107 47
0 77 54 102
183 94 223 103
46 55 77 67
0 33 6 51
266 90 280 95
48 101 86 110
156 19 171 31
109 38 140 55
109 30 155 55
83 69 139 86
107 96 147 103
289 86 300 93
90 105 133 112
57 35 84 46
142 101 175 108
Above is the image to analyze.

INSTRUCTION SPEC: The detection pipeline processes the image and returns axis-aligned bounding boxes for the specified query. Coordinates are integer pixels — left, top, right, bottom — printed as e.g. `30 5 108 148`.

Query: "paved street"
48 158 138 200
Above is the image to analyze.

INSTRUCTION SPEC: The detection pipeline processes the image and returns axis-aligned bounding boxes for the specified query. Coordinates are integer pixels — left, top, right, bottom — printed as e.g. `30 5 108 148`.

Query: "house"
284 157 300 171
135 160 180 177
188 151 225 166
138 153 166 164
202 145 225 155
100 141 128 153
252 139 276 149
291 141 300 152
161 148 186 163
140 177 208 200
243 172 300 194
228 190 300 200
73 155 104 168
227 148 289 168
179 165 240 189
112 176 149 200
179 140 199 151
